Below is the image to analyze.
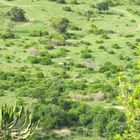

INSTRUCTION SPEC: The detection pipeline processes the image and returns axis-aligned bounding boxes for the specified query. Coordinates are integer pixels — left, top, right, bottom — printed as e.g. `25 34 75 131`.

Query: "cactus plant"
0 104 38 140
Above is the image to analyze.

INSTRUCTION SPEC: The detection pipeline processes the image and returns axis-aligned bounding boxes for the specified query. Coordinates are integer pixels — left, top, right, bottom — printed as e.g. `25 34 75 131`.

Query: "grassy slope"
0 0 139 100
0 0 139 139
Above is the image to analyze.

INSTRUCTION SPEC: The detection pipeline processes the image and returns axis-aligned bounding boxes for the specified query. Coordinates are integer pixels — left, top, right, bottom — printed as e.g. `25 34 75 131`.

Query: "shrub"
0 30 15 39
51 34 66 46
97 2 109 12
92 107 126 137
39 56 52 65
81 47 93 59
57 48 69 57
45 45 54 50
111 44 121 49
106 120 126 139
56 0 65 3
69 0 78 4
6 6 27 22
108 50 115 54
99 45 106 50
102 34 110 39
0 90 5 96
49 18 69 33
124 56 131 61
29 30 49 37
96 40 104 44
36 72 45 78
99 62 120 74
80 41 91 46
27 56 39 64
63 6 72 11
84 10 94 19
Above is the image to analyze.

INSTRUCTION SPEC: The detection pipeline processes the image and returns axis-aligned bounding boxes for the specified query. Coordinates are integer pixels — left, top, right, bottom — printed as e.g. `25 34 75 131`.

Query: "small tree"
97 2 109 12
57 0 65 3
49 18 69 33
7 7 27 22
115 46 140 140
114 75 140 140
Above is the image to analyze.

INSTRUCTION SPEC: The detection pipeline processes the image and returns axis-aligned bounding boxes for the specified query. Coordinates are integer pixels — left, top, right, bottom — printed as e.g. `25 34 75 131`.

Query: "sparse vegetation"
0 0 139 139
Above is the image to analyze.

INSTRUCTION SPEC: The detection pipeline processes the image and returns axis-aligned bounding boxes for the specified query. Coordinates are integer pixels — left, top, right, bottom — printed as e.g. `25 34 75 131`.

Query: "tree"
7 7 27 22
115 46 140 140
97 2 109 12
115 76 140 140
50 34 66 46
56 0 65 3
49 18 69 33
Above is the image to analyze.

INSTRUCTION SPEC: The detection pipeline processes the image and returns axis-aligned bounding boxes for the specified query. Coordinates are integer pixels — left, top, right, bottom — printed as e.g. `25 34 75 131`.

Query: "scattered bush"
0 30 15 39
111 44 121 49
39 56 52 65
69 0 78 4
97 2 109 12
27 56 39 64
56 0 65 3
81 48 93 59
6 6 27 22
29 30 49 37
50 34 66 46
63 6 72 11
49 18 69 33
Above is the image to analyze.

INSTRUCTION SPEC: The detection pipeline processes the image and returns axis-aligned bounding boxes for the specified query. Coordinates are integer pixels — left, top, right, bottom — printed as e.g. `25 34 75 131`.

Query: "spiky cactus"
0 104 38 140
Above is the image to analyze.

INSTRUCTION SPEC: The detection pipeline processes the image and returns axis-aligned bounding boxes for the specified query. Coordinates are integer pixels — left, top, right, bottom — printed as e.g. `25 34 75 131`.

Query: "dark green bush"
97 2 109 12
81 47 93 59
0 30 15 39
99 62 120 74
29 30 49 37
56 0 65 3
27 56 39 64
92 107 126 137
51 34 66 46
39 56 52 65
111 44 121 49
63 6 72 12
49 18 69 33
69 0 78 4
6 6 27 22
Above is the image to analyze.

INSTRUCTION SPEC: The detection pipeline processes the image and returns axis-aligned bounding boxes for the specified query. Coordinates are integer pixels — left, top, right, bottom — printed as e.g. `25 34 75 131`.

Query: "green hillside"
0 0 140 139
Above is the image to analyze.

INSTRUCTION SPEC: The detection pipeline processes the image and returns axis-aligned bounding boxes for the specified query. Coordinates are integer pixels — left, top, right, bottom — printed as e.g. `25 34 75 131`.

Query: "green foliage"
6 7 27 22
49 18 69 33
27 56 39 64
81 47 93 59
0 1 139 140
27 53 53 65
0 30 15 39
63 6 72 12
92 106 126 138
56 0 65 4
84 10 94 19
39 56 52 65
115 46 140 140
0 104 38 139
48 0 65 4
50 34 66 46
29 30 49 37
69 0 78 4
97 2 109 11
99 62 120 76
115 77 140 139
